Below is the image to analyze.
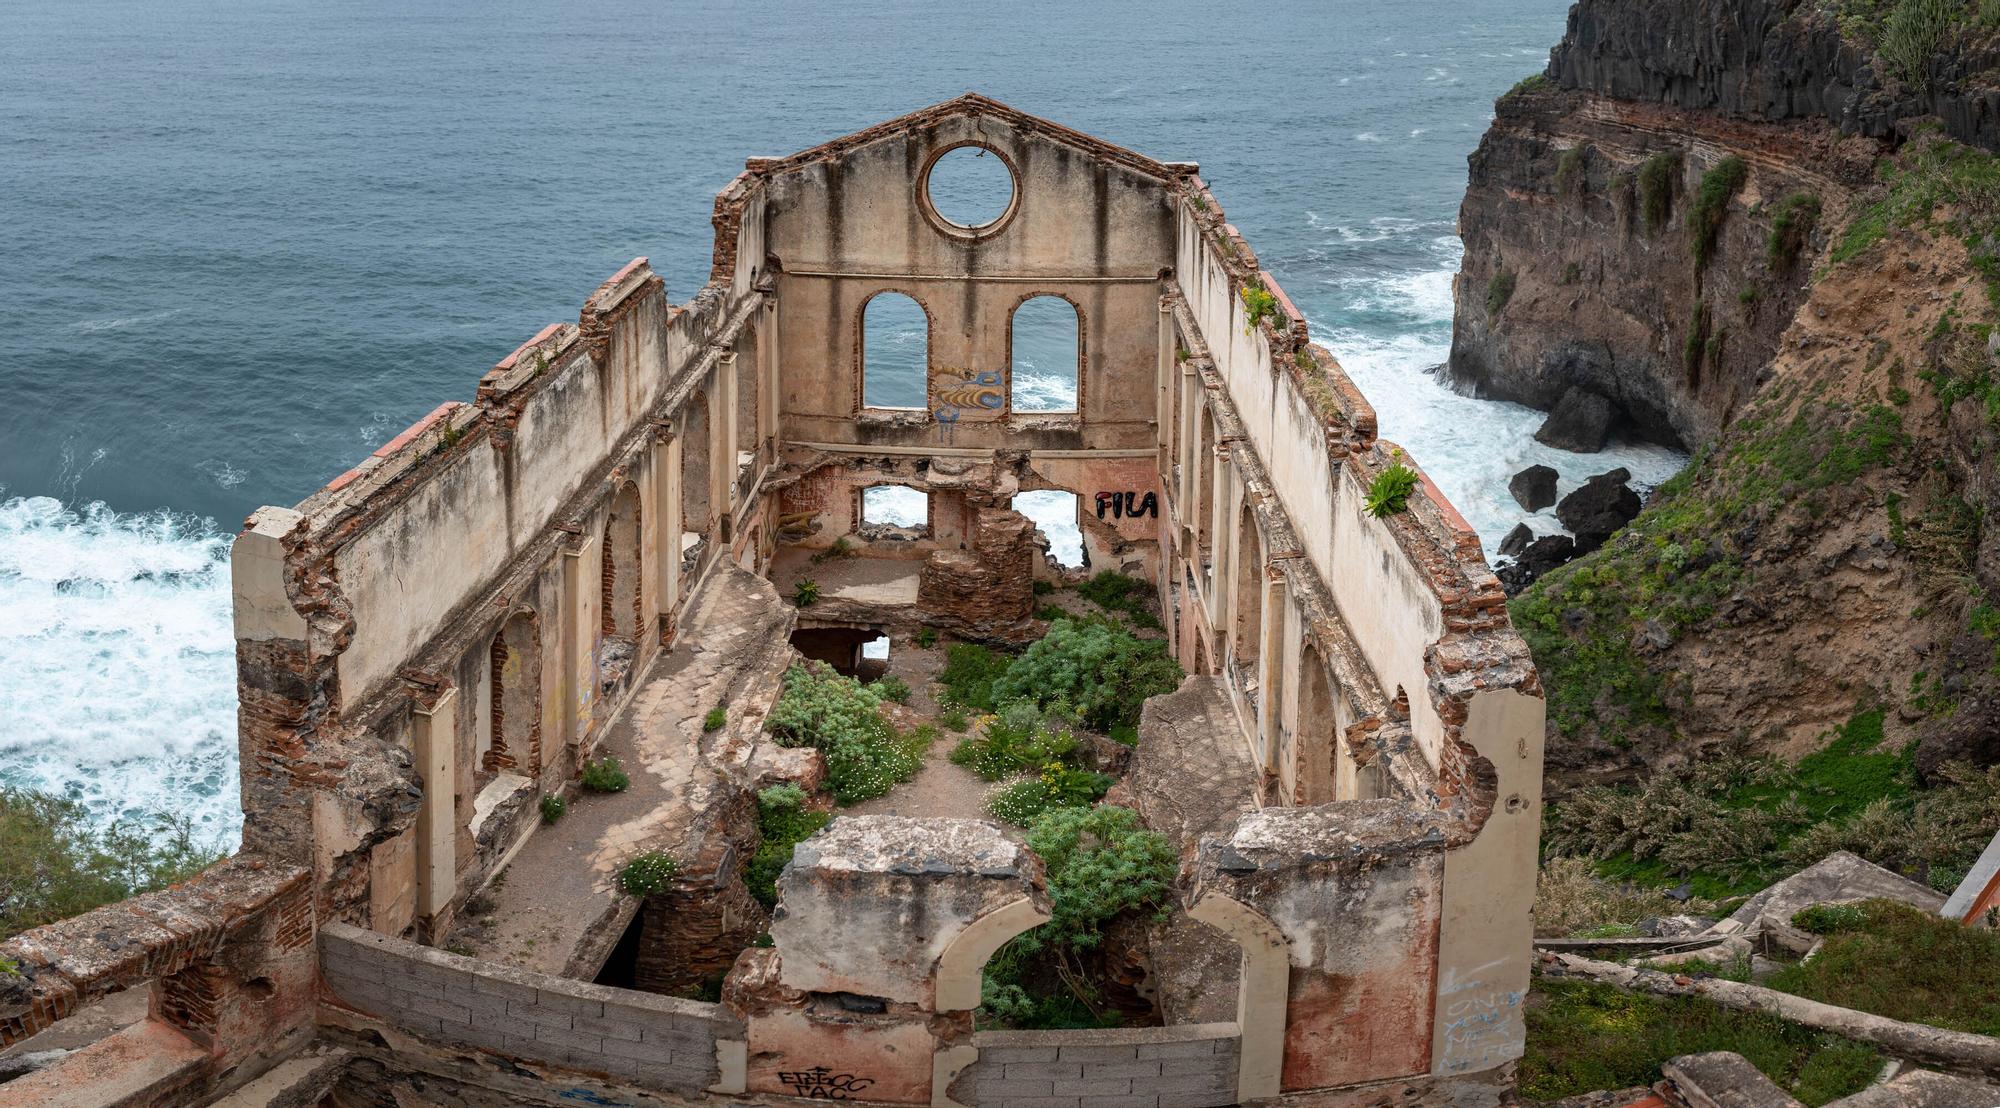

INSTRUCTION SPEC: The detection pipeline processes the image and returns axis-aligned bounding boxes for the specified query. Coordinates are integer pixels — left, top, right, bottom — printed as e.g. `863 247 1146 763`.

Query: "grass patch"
937 643 1013 713
1830 135 2000 311
1767 192 1822 273
1555 143 1592 198
1074 571 1164 630
1486 269 1516 316
1522 979 1879 1106
1639 150 1682 236
1512 399 1905 746
1771 898 2000 1034
1501 72 1552 103
1689 156 1749 268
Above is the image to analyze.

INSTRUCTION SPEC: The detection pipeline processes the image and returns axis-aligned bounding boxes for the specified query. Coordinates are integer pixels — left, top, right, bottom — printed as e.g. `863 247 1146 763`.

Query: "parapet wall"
318 922 738 1095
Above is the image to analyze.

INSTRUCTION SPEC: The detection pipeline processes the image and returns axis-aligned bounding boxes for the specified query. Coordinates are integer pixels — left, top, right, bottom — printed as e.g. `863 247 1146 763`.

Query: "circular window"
924 144 1017 232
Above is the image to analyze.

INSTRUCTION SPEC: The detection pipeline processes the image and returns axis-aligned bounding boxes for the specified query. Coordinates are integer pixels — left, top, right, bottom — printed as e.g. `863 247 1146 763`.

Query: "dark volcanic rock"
1508 465 1559 512
1557 468 1640 552
1498 523 1535 559
1534 388 1616 452
1497 534 1577 595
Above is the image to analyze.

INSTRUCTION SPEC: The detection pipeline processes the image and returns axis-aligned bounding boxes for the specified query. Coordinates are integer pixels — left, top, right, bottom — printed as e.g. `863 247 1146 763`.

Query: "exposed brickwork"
952 1025 1241 1108
319 922 736 1095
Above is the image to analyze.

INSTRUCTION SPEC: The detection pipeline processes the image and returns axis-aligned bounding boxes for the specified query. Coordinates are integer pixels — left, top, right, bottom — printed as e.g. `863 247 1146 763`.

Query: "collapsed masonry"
0 95 1544 1107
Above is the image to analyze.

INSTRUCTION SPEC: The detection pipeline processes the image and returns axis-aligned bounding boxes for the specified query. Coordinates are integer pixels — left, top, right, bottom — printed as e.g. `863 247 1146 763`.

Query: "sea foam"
0 494 241 848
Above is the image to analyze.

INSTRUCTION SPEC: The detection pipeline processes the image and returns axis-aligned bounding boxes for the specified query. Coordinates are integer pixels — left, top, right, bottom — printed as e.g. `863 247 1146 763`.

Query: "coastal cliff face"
1453 0 2000 783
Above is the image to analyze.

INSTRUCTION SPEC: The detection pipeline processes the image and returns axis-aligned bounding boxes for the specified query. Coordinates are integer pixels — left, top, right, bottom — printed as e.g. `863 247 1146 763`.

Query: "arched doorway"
1232 501 1262 675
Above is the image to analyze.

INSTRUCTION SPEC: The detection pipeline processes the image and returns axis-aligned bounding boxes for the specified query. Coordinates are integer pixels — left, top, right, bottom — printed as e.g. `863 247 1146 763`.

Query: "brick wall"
952 1023 1240 1108
319 922 737 1095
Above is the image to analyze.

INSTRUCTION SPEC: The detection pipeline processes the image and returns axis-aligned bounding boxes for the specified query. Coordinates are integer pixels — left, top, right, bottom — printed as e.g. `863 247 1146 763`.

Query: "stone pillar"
1193 803 1450 1093
1430 688 1545 1080
731 817 1048 1106
1206 444 1228 626
412 686 458 923
559 539 587 762
916 507 1038 641
1257 576 1286 781
716 355 738 541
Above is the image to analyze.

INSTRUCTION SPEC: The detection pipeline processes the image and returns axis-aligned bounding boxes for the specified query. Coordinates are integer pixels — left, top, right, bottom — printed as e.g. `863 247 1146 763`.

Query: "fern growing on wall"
1366 453 1419 518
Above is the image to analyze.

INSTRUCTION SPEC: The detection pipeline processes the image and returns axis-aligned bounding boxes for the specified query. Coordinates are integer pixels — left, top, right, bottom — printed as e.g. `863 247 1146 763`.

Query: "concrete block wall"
319 922 738 1095
953 1023 1240 1108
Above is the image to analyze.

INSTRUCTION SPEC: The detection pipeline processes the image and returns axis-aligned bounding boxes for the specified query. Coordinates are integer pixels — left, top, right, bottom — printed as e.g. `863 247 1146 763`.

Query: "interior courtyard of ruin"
0 95 1545 1108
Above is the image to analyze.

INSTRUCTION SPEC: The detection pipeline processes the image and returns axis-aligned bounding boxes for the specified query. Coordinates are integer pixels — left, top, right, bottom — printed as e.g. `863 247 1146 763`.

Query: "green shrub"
871 675 911 703
703 706 727 732
1639 150 1682 236
1879 0 1958 90
539 795 566 825
791 578 821 608
986 766 1114 826
581 756 630 793
1768 899 2000 1034
1555 143 1592 197
1501 72 1552 102
990 618 1182 733
1791 903 1867 934
1074 571 1163 630
938 642 1013 713
744 784 830 907
1767 192 1823 272
1366 458 1419 518
939 706 970 732
766 662 923 804
1485 269 1516 316
618 851 680 896
0 789 221 940
915 626 939 649
951 702 1083 781
1688 156 1749 268
1684 301 1712 379
1035 603 1068 622
1562 261 1582 285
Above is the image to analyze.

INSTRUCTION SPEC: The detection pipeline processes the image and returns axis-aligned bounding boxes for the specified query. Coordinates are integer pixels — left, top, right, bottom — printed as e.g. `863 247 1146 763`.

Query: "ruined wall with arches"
0 96 1542 1108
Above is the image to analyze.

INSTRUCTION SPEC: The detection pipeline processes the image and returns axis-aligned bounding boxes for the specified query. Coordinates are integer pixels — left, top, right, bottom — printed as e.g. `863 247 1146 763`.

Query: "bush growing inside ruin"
791 578 821 607
1238 281 1278 334
1365 456 1419 518
539 795 566 825
766 662 924 804
915 626 939 649
985 766 1114 827
745 784 830 908
581 756 630 793
1075 571 1163 630
951 702 1083 780
870 675 911 703
0 788 220 940
991 618 1182 734
702 707 727 732
937 643 1013 713
617 851 680 896
979 805 1177 1029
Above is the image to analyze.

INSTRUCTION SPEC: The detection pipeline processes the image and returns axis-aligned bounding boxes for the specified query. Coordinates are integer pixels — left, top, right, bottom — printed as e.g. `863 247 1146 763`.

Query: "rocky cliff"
1453 0 2000 784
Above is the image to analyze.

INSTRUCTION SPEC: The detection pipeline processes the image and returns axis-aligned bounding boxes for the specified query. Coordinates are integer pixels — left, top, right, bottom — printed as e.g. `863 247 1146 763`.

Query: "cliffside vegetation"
0 788 219 940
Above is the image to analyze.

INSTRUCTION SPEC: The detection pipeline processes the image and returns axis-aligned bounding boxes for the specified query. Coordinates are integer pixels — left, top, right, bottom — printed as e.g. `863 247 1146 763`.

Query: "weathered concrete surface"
1826 1069 2000 1108
0 1018 208 1106
1717 851 1946 935
1661 1052 1804 1108
451 567 795 979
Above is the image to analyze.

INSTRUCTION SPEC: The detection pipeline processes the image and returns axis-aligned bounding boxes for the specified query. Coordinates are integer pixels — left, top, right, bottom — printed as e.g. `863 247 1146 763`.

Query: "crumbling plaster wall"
762 104 1173 452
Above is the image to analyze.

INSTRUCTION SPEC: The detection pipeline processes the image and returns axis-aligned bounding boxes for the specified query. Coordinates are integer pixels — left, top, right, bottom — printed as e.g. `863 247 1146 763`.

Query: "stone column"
412 686 458 923
1257 575 1287 782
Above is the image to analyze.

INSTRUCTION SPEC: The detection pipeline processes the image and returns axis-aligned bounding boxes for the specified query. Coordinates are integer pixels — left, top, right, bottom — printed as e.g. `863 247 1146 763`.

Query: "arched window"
1010 296 1079 413
601 483 642 640
862 292 929 410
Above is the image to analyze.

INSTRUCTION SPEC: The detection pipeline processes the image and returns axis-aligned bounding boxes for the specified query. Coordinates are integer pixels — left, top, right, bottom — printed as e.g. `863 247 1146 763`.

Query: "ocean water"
0 0 1684 845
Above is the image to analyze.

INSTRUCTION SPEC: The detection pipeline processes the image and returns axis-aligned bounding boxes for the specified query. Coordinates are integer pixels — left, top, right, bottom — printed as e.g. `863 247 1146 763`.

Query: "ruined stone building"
0 96 1544 1107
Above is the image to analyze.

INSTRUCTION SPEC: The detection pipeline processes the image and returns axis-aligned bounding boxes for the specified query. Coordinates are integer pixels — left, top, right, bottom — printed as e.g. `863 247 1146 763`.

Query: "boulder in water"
1496 534 1576 594
1534 387 1616 452
1508 464 1559 512
1497 522 1534 559
1557 468 1640 552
